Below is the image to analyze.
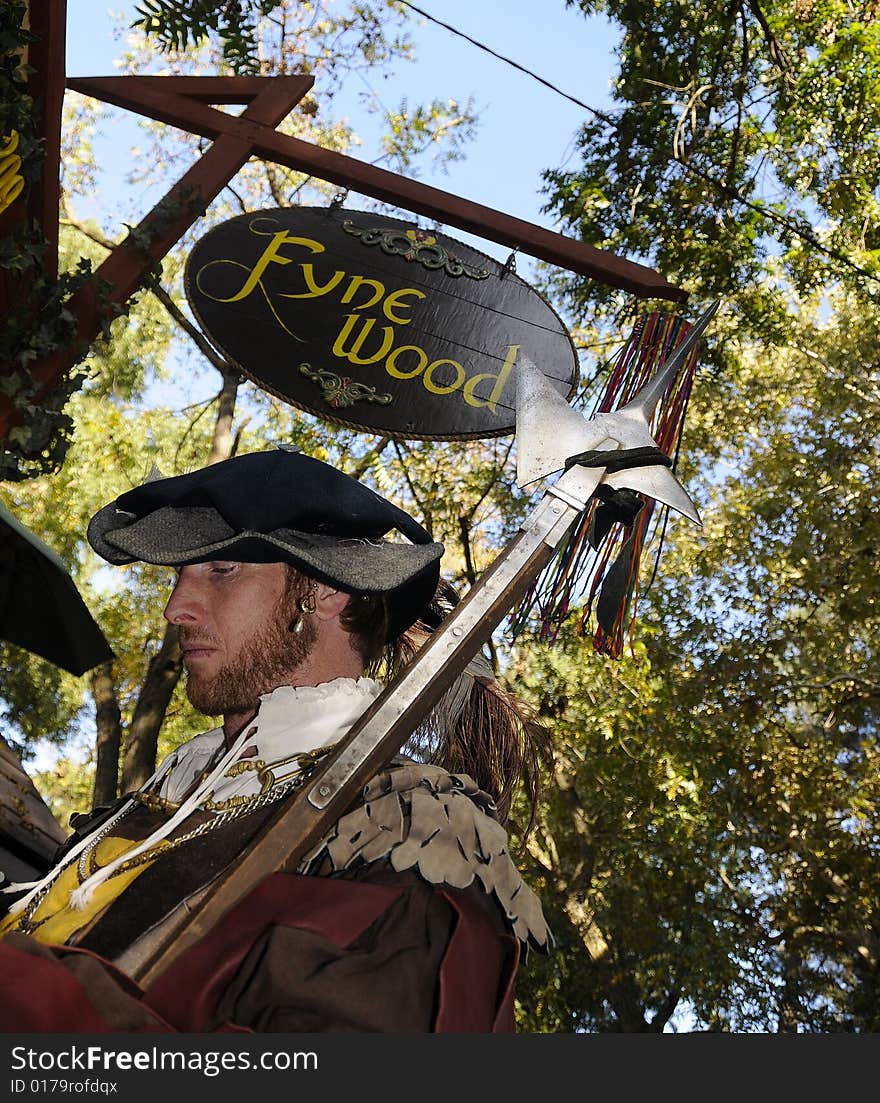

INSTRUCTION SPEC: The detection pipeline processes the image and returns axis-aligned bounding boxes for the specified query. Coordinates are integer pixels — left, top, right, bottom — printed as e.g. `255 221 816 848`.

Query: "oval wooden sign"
185 207 578 440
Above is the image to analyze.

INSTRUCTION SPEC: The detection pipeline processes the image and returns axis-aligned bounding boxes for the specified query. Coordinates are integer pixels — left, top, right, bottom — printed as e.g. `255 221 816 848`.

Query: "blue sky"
65 1 621 274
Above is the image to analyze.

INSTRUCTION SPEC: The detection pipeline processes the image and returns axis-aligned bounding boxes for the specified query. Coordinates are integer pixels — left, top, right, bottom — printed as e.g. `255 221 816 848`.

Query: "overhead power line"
398 0 880 289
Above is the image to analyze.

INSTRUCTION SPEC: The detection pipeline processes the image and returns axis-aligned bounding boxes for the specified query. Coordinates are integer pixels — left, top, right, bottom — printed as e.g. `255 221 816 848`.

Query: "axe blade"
513 354 614 488
514 302 718 510
601 466 702 525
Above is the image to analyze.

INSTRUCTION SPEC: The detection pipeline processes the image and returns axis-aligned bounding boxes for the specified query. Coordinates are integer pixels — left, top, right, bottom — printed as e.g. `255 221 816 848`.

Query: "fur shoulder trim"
299 761 550 949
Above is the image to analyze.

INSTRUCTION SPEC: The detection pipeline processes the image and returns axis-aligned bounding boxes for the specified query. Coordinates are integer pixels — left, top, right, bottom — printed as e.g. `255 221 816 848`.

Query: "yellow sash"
0 835 168 945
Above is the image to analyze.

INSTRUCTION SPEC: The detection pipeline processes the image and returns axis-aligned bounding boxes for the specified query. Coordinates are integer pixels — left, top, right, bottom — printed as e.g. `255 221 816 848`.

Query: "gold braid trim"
131 746 331 813
299 762 551 949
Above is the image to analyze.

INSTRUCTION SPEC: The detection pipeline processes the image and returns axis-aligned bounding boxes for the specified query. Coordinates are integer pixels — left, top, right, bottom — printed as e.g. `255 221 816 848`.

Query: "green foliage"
130 0 414 78
132 0 280 74
510 633 738 1031
0 3 36 170
376 96 479 175
0 645 87 756
517 0 880 1032
32 752 97 827
546 1 880 331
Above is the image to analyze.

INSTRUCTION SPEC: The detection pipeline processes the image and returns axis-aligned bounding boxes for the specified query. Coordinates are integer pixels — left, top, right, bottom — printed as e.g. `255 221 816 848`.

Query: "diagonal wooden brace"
2 71 687 445
0 76 312 441
68 75 686 302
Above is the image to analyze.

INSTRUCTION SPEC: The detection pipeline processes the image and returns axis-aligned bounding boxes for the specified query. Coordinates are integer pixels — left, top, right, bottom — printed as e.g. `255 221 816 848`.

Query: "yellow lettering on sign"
340 275 386 313
385 345 428 380
218 232 324 302
280 263 346 299
331 320 521 410
462 344 519 412
197 216 542 421
332 314 396 365
382 287 425 325
0 132 24 216
424 358 467 395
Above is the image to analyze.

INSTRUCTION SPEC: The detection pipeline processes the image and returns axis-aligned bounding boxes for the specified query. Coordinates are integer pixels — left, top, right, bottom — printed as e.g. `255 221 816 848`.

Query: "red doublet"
0 872 518 1033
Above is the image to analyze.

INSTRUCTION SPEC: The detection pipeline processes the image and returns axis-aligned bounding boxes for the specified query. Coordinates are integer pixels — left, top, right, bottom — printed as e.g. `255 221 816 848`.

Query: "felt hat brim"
88 505 442 643
86 451 446 643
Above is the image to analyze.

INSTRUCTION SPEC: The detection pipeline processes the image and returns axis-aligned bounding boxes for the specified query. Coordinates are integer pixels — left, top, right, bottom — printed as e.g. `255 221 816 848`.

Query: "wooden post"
26 0 66 280
0 76 313 442
0 1 66 331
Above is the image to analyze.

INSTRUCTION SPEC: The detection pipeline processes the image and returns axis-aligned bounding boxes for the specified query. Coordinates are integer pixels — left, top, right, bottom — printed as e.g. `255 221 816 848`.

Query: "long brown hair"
383 579 552 833
289 565 551 834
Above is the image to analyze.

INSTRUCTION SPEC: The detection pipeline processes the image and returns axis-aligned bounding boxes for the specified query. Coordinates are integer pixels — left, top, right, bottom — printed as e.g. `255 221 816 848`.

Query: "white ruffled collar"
155 676 383 804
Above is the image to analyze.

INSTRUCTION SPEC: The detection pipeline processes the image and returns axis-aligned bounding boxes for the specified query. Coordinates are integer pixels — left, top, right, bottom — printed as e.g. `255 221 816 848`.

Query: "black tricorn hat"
87 449 444 643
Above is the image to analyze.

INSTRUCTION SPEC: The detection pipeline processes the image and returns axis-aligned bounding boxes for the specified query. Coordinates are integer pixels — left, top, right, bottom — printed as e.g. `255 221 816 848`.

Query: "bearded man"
0 448 548 1033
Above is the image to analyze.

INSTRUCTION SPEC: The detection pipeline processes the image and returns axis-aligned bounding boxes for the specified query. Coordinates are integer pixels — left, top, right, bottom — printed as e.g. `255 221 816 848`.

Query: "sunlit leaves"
522 0 880 1032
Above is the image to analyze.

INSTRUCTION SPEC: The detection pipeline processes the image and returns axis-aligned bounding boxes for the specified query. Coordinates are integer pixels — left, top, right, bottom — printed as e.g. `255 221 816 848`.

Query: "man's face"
163 561 316 717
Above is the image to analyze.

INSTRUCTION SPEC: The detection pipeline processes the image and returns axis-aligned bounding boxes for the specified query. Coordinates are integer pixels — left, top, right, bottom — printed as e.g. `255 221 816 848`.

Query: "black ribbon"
564 445 675 630
564 445 673 474
588 485 645 549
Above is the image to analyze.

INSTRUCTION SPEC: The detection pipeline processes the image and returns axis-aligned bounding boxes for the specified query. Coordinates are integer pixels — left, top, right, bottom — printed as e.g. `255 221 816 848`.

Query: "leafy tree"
132 0 281 73
545 0 880 325
511 0 880 1031
9 0 880 1035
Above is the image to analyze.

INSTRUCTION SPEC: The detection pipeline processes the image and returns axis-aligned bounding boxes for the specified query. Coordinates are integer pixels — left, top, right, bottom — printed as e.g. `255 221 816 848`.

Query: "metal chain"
15 750 330 936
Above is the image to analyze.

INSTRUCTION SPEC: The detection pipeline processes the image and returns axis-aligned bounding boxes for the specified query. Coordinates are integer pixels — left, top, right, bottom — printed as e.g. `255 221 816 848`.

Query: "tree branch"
61 214 237 377
89 661 122 806
349 436 391 480
745 0 793 82
148 279 236 378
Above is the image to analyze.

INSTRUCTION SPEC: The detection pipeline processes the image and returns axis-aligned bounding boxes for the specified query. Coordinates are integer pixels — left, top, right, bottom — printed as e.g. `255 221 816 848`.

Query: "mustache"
178 630 223 649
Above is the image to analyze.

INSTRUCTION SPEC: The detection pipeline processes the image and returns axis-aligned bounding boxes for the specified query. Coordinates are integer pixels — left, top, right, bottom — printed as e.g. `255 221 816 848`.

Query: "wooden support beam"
0 76 312 441
0 1 66 328
25 0 67 279
72 77 313 321
3 70 687 450
68 76 687 303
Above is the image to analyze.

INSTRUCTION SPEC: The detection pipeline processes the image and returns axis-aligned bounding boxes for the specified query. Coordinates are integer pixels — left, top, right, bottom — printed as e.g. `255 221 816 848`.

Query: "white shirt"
152 676 384 807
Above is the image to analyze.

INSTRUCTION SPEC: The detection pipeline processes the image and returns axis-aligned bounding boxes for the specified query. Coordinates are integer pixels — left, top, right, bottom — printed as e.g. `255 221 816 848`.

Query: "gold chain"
131 745 330 814
14 747 331 937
